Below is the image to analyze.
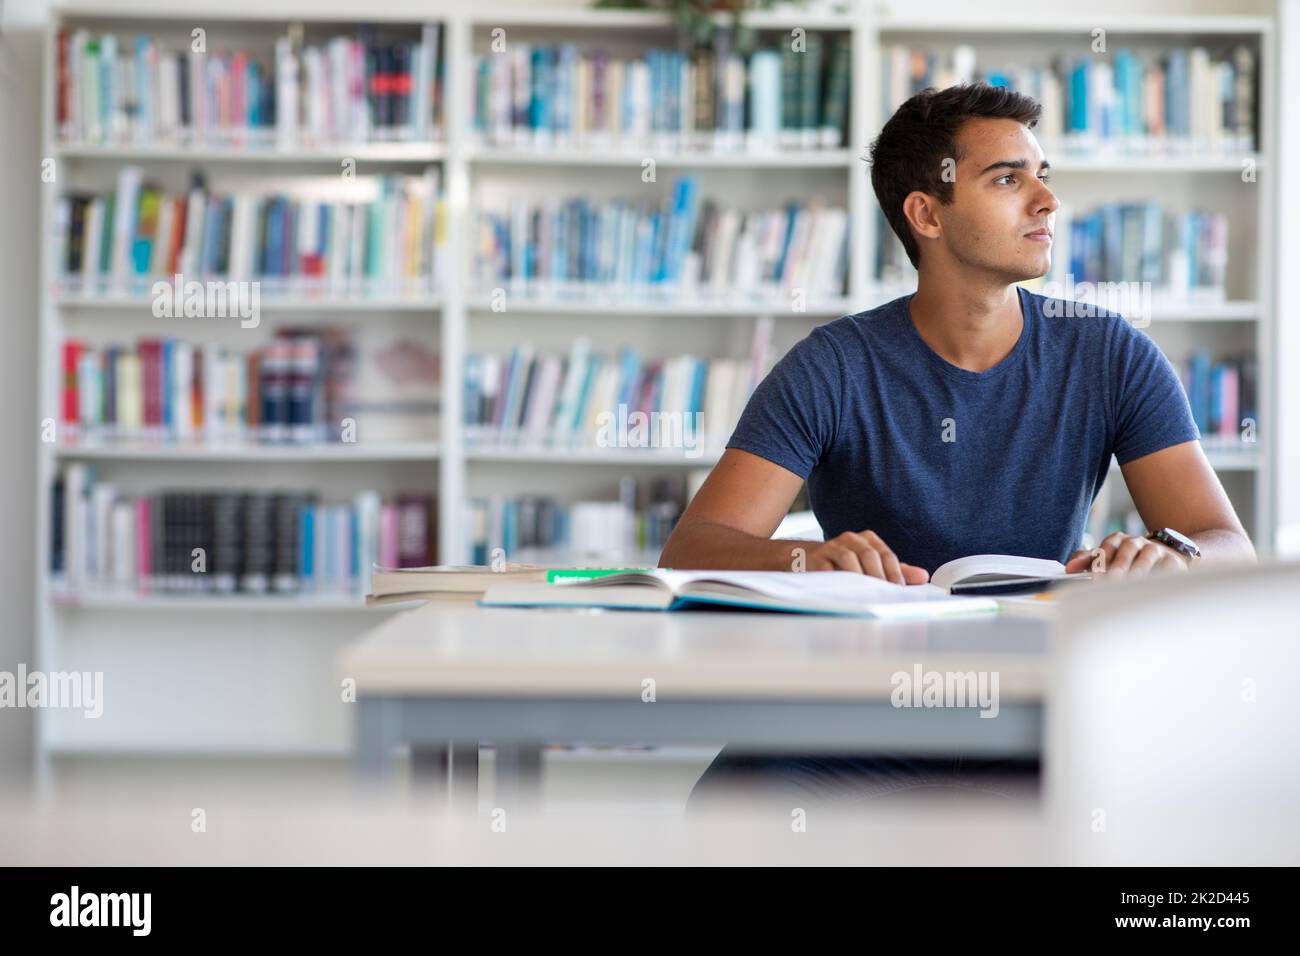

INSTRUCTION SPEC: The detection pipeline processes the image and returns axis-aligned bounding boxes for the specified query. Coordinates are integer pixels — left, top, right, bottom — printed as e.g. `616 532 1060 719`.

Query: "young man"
668 83 1255 807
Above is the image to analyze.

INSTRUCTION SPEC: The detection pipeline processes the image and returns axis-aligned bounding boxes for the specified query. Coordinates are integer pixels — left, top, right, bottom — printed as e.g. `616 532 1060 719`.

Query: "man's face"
929 117 1059 282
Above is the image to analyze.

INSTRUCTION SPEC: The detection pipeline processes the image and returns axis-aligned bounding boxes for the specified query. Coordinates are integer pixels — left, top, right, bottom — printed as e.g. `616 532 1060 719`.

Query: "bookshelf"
35 2 1277 761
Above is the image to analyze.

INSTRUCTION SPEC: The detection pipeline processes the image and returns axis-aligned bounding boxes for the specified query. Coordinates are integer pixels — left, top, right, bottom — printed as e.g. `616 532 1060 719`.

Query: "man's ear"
902 191 943 244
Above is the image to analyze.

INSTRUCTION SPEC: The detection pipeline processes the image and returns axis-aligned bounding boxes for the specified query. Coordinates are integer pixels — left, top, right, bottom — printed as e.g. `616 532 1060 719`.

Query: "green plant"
593 0 798 52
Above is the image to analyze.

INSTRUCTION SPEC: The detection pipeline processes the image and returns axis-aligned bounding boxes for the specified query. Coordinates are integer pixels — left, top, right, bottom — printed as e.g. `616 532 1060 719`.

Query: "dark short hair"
868 83 1042 269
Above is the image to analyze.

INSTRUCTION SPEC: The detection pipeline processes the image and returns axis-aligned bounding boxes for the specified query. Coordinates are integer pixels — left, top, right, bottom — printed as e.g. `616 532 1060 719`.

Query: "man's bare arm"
658 449 813 571
1118 440 1256 562
659 449 930 583
1065 440 1256 575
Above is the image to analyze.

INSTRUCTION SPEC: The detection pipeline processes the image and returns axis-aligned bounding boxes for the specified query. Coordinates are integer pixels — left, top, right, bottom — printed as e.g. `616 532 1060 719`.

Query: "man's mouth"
1024 228 1052 242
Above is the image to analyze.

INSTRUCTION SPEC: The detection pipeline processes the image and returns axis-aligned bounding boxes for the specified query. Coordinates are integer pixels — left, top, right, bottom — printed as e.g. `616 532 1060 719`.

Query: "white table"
339 602 1048 804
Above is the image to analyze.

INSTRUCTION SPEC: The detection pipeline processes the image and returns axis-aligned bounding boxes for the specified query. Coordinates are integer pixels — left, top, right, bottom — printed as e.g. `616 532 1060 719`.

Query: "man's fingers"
899 563 931 585
1107 536 1145 576
822 544 865 574
860 531 906 585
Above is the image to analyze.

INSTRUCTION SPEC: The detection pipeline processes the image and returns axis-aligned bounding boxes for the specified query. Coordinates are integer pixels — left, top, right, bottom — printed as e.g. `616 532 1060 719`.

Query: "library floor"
8 751 1047 865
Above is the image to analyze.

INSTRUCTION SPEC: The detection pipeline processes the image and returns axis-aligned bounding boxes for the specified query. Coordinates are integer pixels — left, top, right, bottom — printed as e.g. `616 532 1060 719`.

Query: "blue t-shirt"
726 287 1200 574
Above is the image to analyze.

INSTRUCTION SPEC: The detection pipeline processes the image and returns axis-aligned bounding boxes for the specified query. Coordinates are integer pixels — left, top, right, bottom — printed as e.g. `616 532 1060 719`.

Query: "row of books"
56 25 443 148
877 202 1230 296
1180 351 1258 441
473 177 848 300
52 466 437 594
59 330 439 444
470 33 851 150
1047 204 1229 293
465 476 686 563
463 321 773 452
54 166 446 293
884 43 1256 153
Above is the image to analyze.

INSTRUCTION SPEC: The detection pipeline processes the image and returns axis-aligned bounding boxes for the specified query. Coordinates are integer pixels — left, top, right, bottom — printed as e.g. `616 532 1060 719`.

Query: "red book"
246 352 261 429
192 346 205 432
167 196 188 276
61 339 84 426
137 339 162 428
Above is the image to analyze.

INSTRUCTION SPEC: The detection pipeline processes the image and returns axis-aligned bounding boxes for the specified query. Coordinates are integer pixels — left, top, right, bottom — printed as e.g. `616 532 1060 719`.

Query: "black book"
51 476 65 575
177 53 191 129
212 493 242 593
241 493 274 593
272 493 301 593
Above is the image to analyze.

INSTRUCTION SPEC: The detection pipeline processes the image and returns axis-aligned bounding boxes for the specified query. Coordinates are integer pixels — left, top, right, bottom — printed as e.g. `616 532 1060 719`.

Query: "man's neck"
907 268 1025 374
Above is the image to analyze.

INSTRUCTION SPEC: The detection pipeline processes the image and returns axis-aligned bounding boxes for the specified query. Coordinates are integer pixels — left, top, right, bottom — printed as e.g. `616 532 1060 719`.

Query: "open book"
930 554 1093 595
480 569 997 620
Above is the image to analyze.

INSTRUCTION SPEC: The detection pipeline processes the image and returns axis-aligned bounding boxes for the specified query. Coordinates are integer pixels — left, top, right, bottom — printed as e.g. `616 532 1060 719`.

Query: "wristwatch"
1146 527 1201 561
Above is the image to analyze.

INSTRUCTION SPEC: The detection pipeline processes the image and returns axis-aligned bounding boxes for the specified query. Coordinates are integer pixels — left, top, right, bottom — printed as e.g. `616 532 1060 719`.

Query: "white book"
112 501 135 587
929 554 1093 594
110 166 142 284
355 490 382 595
550 337 591 445
416 24 440 141
150 197 173 277
275 36 299 148
51 198 70 284
77 350 100 430
63 464 88 588
524 355 562 446
703 358 737 450
172 342 193 440
180 188 206 278
482 569 997 620
92 482 115 584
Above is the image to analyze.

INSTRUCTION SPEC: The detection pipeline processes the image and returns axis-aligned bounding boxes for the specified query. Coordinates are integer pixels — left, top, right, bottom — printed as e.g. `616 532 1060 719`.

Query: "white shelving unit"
35 2 1278 763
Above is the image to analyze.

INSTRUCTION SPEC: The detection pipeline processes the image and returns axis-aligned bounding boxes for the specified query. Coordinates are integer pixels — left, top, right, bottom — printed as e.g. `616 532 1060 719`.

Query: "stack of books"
59 328 440 445
882 42 1256 154
55 24 444 148
53 165 446 296
472 176 848 301
470 32 851 151
50 466 437 595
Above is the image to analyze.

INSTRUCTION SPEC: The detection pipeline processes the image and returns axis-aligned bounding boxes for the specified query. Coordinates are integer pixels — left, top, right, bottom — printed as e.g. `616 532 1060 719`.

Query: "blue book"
1069 60 1088 133
616 347 640 409
1188 349 1212 434
688 359 706 416
529 47 548 132
773 201 798 281
300 505 314 583
161 338 173 431
664 177 698 284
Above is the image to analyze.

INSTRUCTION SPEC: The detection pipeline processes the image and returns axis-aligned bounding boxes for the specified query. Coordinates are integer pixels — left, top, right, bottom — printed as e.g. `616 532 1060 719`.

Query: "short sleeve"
725 326 844 478
1108 317 1201 465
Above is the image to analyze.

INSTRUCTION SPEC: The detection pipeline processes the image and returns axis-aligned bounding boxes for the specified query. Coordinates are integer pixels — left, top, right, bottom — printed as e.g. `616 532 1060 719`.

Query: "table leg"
410 744 449 797
449 740 480 812
493 741 542 812
354 698 399 779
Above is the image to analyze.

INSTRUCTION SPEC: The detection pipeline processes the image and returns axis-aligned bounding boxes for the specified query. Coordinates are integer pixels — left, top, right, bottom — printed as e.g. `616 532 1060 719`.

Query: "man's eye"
1039 173 1052 184
995 174 1014 185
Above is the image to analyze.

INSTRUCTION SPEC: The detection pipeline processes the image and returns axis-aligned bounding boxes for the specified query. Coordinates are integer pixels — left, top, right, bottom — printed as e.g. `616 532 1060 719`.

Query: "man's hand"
1064 531 1190 580
797 530 930 585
